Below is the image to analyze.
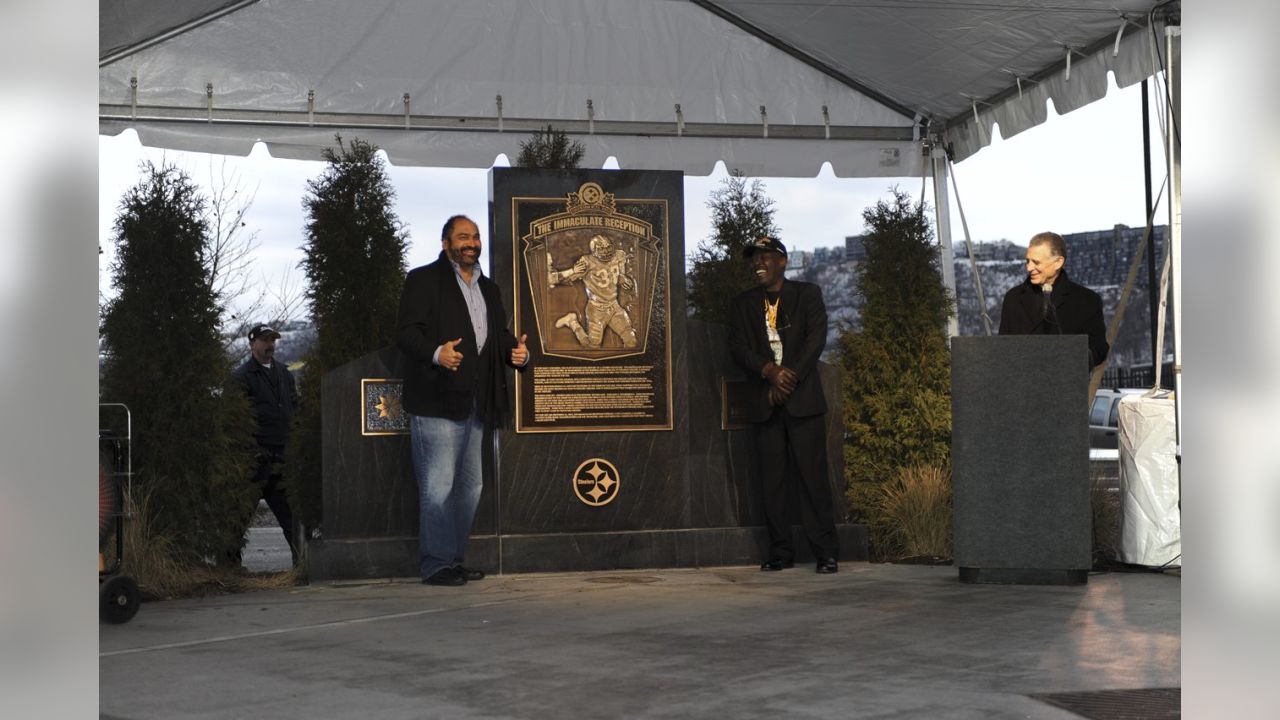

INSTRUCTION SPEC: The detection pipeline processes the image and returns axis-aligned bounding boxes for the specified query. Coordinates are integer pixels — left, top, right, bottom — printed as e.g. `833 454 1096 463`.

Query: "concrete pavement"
99 563 1179 719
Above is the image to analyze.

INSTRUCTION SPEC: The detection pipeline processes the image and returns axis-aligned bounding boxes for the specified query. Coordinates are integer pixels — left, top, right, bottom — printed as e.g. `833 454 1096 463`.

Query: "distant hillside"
788 224 1174 368
101 224 1174 384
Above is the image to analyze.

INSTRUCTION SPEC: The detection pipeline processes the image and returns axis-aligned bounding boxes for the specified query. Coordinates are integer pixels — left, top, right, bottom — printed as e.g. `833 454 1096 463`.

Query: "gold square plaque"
361 378 408 436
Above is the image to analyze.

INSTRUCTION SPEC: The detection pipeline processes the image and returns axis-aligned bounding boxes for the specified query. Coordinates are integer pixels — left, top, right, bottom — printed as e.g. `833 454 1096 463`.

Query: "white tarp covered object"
99 0 1173 176
1117 391 1181 567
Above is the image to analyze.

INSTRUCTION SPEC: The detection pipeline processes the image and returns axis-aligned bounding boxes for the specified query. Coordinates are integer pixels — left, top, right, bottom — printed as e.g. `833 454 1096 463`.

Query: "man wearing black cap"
729 236 840 574
231 323 299 565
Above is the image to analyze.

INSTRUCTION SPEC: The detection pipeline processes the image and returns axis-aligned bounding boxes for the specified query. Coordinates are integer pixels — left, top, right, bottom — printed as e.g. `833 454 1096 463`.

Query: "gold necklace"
764 297 780 329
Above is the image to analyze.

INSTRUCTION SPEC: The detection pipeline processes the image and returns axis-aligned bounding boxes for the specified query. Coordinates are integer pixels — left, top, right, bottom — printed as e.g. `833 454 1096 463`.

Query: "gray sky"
98 74 1170 321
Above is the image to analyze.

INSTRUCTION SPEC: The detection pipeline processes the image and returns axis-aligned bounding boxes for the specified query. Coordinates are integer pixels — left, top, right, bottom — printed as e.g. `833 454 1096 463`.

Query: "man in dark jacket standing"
999 231 1110 370
232 323 299 564
397 215 529 587
729 236 839 574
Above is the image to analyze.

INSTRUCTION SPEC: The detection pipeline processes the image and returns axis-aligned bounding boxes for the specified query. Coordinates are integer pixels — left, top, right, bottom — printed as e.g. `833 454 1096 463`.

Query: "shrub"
104 483 304 600
287 136 408 529
686 172 780 324
100 161 260 562
838 188 953 558
516 124 585 169
874 465 952 560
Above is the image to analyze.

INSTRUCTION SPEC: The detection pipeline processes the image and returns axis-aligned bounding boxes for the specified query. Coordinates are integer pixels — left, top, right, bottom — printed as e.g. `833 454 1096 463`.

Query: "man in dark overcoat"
999 231 1109 369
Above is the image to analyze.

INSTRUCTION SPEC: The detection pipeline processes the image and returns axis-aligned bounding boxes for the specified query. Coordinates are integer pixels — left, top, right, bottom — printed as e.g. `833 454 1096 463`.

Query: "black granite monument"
306 168 865 580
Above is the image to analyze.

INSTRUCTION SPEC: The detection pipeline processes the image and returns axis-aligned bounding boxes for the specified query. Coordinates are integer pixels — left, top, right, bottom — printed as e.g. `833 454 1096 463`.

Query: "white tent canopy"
98 0 1185 474
99 0 1173 177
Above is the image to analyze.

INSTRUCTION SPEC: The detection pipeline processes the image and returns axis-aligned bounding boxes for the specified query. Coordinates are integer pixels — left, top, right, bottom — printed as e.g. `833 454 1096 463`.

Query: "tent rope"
1086 175 1168 405
945 156 992 335
1151 225 1173 392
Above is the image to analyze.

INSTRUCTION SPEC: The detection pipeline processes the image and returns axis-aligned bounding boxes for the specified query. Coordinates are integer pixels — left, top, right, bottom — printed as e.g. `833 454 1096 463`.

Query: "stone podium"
951 335 1092 584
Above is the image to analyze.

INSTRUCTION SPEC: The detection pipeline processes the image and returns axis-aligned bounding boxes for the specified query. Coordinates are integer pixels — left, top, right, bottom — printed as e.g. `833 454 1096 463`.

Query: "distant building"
953 239 1024 261
812 246 844 264
1062 224 1168 290
844 234 867 262
785 249 811 278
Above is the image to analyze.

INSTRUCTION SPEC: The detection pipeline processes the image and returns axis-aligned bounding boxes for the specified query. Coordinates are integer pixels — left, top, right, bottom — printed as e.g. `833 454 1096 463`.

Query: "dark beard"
448 246 479 266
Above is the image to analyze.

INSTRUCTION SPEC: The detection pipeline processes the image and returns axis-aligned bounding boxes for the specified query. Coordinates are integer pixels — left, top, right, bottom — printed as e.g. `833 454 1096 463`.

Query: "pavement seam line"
98 592 561 658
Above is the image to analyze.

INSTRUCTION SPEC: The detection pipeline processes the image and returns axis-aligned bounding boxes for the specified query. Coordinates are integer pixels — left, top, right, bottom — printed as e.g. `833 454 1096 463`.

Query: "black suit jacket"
728 280 829 422
396 252 523 421
998 271 1109 369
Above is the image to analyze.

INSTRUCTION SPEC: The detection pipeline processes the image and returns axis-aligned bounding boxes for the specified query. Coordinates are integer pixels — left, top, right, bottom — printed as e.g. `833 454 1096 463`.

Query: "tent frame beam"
100 0 262 67
98 104 918 142
689 0 918 121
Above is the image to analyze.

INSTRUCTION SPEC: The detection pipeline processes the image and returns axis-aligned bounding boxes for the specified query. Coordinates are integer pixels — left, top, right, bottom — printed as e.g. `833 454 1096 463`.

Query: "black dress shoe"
760 557 795 571
816 557 839 574
454 565 485 581
422 567 466 586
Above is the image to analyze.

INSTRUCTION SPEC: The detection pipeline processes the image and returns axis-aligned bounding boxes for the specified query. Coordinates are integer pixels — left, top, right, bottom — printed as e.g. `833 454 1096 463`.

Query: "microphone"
1041 282 1060 333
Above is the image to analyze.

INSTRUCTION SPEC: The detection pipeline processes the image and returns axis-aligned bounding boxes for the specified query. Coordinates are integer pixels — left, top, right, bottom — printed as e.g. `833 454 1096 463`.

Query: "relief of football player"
548 234 639 349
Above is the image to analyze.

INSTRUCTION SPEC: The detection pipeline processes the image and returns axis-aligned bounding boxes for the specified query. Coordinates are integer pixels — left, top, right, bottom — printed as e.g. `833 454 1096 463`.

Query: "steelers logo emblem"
578 182 604 205
573 458 620 507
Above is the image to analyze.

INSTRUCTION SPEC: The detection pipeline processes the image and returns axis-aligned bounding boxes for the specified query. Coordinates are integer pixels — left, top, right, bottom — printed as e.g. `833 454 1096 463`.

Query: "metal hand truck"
99 403 140 624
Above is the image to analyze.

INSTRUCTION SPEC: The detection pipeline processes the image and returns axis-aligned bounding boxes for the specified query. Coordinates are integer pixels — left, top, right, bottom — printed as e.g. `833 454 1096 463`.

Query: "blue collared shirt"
433 260 488 364
452 260 489 352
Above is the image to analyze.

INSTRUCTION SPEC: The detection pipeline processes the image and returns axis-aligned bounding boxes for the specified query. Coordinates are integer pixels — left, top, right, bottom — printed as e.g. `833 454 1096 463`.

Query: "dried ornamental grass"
108 486 303 600
878 465 952 560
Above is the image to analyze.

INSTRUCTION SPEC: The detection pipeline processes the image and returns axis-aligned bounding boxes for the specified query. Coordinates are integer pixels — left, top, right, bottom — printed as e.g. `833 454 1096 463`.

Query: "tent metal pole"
1165 26 1182 450
930 145 960 337
945 155 993 336
1142 79 1160 374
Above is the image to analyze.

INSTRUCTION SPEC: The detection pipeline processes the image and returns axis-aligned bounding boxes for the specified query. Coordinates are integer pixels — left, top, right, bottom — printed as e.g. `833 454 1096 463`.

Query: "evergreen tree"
838 188 953 556
100 161 259 561
516 125 585 169
686 172 780 324
286 136 409 528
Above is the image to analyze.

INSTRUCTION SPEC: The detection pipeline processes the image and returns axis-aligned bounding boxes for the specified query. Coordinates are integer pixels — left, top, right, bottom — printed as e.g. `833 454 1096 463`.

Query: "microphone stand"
1041 283 1059 334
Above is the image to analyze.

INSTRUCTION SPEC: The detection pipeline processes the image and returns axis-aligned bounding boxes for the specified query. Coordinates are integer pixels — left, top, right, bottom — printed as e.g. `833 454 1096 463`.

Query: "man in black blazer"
998 231 1109 369
397 215 529 587
729 236 839 574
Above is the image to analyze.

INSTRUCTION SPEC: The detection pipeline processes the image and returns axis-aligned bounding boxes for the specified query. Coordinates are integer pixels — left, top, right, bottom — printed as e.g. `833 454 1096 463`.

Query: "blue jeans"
409 411 484 579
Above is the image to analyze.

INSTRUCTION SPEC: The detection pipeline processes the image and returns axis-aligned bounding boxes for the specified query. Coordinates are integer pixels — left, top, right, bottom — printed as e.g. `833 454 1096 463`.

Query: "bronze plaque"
512 181 674 433
361 378 408 436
